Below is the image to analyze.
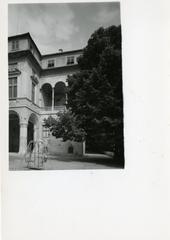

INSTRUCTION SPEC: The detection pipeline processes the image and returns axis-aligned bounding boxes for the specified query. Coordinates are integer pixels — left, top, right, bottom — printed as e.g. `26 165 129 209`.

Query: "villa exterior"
9 32 83 155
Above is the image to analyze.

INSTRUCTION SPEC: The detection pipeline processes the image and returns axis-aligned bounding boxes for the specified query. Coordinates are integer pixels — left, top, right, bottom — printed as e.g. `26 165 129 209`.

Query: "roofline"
8 50 80 74
42 49 83 58
8 32 30 40
8 32 83 59
8 32 42 58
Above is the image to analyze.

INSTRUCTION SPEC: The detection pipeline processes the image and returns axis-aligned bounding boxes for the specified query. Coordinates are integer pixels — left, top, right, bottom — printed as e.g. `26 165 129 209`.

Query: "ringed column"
19 121 28 155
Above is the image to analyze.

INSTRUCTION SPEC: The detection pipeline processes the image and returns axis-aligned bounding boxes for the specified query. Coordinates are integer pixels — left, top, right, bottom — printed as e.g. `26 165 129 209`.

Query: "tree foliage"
67 25 124 157
44 110 86 142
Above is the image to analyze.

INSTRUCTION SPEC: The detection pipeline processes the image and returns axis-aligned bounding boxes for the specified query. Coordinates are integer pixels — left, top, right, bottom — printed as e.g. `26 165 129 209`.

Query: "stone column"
39 121 43 141
52 87 54 111
34 125 39 141
19 122 28 155
39 88 42 108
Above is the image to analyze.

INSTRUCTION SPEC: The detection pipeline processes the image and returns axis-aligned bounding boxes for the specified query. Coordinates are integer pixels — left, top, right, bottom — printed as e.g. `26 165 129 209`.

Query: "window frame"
9 77 17 99
11 40 19 51
47 59 55 68
42 126 50 138
67 56 75 65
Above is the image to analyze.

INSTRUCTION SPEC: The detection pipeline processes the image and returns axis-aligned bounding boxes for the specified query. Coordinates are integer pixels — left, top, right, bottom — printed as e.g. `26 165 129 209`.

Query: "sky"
8 2 120 54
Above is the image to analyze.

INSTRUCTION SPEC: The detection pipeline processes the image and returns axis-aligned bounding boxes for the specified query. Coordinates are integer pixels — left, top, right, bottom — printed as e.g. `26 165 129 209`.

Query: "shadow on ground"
9 153 124 170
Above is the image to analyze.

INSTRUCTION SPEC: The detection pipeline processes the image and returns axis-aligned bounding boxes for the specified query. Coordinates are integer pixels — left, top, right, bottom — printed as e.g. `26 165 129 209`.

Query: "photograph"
8 2 124 170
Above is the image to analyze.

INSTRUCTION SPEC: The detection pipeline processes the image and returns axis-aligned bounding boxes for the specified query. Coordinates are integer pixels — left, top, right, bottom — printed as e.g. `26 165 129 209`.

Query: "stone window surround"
12 40 19 51
47 59 55 68
9 77 17 99
67 56 74 65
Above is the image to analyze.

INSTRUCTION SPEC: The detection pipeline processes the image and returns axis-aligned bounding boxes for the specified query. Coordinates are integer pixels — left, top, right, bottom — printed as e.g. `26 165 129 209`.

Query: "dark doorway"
9 113 20 152
68 145 74 154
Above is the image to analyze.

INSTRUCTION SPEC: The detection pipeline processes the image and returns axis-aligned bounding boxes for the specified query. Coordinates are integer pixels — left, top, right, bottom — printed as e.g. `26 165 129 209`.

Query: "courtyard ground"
9 153 123 170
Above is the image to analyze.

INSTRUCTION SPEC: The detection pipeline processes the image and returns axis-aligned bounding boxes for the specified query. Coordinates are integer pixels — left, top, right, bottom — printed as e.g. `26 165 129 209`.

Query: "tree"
67 25 124 160
43 110 86 142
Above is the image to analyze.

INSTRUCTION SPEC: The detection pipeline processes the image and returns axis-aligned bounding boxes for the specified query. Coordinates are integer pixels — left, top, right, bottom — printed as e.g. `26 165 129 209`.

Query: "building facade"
9 33 83 155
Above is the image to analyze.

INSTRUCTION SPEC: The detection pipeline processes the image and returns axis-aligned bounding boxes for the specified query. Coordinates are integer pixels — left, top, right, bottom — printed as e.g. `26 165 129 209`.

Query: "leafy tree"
67 25 124 160
44 110 86 142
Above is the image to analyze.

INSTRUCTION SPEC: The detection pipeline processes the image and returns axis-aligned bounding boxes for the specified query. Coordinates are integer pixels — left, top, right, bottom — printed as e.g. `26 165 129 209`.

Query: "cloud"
8 4 79 53
92 7 120 26
8 3 121 54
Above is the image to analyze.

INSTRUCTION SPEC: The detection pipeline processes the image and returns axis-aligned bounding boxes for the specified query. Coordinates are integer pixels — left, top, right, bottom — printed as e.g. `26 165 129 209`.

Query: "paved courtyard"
9 153 123 170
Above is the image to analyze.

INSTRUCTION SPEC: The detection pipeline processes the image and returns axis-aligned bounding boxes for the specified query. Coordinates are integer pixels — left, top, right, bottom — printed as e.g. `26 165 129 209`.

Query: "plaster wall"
41 52 81 69
8 39 29 52
47 136 85 156
40 74 68 88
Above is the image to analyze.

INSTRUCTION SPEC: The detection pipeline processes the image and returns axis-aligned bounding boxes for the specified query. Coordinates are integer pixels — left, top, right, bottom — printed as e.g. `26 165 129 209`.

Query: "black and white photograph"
8 2 124 170
1 0 170 239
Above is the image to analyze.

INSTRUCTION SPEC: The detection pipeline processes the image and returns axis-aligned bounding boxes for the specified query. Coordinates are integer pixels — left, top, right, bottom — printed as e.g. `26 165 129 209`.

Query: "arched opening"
41 83 52 110
27 113 38 146
9 111 20 152
54 82 66 107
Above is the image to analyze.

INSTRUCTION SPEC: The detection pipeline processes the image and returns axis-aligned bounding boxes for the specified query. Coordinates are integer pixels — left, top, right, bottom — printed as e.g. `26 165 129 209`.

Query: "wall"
41 52 81 69
40 74 68 88
29 40 41 66
47 136 85 156
8 38 29 52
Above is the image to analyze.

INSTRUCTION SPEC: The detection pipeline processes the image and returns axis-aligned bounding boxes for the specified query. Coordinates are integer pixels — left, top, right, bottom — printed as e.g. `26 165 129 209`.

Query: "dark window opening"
32 82 36 103
67 56 74 65
48 59 55 68
68 145 74 154
9 77 17 99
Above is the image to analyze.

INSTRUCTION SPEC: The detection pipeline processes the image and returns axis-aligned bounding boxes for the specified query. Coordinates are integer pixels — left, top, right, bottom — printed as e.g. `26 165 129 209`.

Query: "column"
39 121 43 141
34 124 39 141
52 87 54 111
19 122 28 155
39 88 42 108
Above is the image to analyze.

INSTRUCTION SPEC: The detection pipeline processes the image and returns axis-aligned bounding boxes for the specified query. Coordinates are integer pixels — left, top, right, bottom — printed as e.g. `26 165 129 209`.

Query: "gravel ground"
9 153 122 170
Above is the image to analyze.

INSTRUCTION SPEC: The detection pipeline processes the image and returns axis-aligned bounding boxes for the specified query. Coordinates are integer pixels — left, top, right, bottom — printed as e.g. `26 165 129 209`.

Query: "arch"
27 113 39 145
41 83 52 109
54 81 66 107
28 113 38 125
9 110 20 152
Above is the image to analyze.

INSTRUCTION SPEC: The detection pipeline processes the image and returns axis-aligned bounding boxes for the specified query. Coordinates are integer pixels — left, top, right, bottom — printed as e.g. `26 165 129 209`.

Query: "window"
47 59 55 68
42 126 50 138
12 40 19 51
9 77 17 99
67 56 74 65
32 82 36 103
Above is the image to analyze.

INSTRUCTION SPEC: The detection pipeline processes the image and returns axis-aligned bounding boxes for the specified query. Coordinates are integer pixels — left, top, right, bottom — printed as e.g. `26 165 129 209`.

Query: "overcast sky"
8 2 120 54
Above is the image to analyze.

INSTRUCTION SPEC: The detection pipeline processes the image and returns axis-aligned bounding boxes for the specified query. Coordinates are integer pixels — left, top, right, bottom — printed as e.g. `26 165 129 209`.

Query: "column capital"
20 122 28 127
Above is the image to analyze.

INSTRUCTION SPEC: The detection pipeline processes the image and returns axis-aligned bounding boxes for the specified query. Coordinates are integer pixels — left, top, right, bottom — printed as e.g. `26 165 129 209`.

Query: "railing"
8 65 21 74
41 105 66 111
54 105 66 111
42 106 52 111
